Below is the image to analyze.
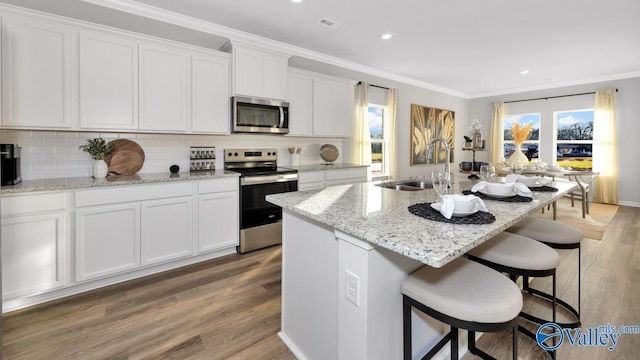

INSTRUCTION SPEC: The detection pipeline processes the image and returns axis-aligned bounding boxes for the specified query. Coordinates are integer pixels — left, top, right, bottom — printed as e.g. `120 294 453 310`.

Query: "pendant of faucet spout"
427 137 451 175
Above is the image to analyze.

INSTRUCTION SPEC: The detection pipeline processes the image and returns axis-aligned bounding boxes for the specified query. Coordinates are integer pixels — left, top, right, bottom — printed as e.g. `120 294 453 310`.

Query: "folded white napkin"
504 174 551 187
471 181 532 198
439 194 488 219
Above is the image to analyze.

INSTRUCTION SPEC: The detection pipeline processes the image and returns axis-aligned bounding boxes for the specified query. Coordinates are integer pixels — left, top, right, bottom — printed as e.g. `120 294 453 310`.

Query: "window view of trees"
368 105 385 175
503 113 541 160
556 109 594 170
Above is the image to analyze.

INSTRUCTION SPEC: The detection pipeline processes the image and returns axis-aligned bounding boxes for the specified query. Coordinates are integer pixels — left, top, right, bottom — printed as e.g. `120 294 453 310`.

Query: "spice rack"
190 146 216 172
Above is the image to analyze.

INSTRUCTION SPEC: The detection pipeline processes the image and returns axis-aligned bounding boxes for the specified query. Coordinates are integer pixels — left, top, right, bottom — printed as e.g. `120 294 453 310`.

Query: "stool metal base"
403 295 518 360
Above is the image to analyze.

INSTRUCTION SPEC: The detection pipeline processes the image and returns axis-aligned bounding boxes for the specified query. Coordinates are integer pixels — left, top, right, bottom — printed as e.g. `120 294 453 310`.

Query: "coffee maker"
1 144 22 185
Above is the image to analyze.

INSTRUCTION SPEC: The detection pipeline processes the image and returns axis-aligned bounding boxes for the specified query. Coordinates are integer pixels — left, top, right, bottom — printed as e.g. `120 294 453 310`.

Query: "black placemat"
408 203 496 224
462 190 533 202
528 185 558 192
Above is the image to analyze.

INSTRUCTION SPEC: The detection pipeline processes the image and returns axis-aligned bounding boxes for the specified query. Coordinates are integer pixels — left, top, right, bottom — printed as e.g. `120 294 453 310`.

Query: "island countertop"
267 176 578 268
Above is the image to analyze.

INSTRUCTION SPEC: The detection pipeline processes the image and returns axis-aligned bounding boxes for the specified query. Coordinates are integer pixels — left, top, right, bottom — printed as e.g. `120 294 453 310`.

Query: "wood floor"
3 205 639 360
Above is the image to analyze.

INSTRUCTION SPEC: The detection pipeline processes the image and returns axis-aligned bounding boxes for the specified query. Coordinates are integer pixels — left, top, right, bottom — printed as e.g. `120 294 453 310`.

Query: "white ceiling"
4 0 640 98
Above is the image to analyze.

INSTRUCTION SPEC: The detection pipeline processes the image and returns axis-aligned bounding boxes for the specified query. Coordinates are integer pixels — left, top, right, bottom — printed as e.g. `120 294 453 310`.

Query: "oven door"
240 176 297 229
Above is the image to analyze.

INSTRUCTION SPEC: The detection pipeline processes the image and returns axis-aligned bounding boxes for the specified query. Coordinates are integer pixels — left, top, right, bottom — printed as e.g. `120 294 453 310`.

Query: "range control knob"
234 152 239 156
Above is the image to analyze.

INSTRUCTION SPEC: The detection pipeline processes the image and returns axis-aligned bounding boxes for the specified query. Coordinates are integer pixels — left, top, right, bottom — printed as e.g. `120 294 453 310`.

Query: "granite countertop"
0 170 240 195
290 163 369 172
267 174 578 268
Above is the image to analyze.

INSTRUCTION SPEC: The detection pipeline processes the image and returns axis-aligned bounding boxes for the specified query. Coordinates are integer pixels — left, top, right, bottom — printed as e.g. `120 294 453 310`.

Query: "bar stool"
507 217 583 328
401 257 522 360
466 232 560 358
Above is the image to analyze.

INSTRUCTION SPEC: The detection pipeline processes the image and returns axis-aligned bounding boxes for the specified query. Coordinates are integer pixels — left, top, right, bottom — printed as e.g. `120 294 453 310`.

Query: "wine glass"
480 165 491 182
512 162 524 175
431 171 447 202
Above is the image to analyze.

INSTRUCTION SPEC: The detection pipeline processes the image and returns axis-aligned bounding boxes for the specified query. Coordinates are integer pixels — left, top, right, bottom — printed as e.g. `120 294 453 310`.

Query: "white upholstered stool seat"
466 232 560 359
401 257 522 360
507 217 584 328
468 232 560 272
508 217 583 246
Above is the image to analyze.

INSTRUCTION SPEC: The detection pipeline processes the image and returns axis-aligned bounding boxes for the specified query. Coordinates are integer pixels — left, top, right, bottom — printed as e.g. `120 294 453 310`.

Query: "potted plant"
462 135 474 149
80 138 114 178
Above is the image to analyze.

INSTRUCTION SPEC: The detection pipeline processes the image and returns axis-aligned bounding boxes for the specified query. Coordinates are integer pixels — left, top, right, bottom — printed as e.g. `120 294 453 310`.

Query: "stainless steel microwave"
231 96 289 134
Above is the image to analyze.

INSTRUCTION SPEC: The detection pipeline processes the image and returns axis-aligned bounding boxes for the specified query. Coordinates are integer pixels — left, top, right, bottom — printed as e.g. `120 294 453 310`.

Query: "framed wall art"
410 104 455 166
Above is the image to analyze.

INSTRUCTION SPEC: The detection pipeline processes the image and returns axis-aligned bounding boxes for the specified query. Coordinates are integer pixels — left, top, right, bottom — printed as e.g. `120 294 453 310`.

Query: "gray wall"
467 77 640 207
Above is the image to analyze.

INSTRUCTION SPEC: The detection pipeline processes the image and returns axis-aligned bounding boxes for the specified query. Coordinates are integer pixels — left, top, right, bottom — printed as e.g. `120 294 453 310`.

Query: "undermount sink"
375 180 433 191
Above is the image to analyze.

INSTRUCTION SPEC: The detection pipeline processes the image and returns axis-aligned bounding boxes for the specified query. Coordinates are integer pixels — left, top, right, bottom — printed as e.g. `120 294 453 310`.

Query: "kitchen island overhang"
267 178 578 360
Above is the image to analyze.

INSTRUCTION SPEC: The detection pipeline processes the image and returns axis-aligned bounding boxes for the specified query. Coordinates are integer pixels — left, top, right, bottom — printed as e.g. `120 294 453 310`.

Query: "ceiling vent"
318 17 342 29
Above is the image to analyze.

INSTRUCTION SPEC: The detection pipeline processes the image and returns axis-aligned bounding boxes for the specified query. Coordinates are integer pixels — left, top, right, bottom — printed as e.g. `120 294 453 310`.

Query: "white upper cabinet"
79 32 138 130
313 76 354 137
191 52 231 134
287 68 354 137
287 69 314 136
1 16 73 129
139 43 189 132
224 42 290 100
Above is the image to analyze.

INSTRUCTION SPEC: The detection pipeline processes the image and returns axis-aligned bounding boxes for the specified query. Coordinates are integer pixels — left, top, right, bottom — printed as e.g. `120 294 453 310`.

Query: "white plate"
479 189 516 198
431 202 478 217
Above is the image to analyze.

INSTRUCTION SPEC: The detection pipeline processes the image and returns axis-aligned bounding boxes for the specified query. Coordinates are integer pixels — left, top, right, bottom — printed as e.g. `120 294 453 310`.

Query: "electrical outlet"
345 270 360 306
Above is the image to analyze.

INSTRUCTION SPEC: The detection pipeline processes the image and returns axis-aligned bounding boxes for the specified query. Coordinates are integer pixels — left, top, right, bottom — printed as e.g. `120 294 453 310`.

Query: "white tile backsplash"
0 130 345 180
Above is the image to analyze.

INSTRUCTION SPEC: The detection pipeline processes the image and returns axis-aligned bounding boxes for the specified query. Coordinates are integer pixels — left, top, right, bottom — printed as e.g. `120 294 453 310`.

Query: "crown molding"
467 71 640 99
82 0 467 98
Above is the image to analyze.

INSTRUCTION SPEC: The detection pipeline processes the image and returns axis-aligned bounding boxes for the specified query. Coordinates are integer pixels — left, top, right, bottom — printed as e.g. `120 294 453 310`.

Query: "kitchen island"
266 176 578 360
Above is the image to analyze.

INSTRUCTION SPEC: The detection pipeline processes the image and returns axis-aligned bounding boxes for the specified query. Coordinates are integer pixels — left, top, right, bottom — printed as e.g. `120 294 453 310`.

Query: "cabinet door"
312 78 336 136
141 197 193 265
191 52 230 133
287 71 313 136
2 211 66 299
79 32 138 130
139 43 188 132
198 191 239 252
233 46 263 97
313 77 354 137
262 53 289 100
76 203 140 281
1 16 73 129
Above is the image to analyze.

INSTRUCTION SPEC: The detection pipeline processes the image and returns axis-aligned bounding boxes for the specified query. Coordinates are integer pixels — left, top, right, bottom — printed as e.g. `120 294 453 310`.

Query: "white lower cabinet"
141 197 193 265
2 178 239 312
298 168 368 191
1 192 68 300
75 203 140 282
197 178 239 252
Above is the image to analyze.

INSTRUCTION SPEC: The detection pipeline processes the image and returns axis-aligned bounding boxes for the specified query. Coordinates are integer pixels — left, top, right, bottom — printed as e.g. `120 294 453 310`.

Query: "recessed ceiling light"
381 33 392 40
291 0 303 3
520 70 530 75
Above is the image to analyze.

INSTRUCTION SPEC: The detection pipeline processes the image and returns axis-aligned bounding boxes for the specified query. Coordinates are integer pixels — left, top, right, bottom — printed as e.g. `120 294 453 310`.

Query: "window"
368 105 387 176
555 109 594 170
503 113 540 160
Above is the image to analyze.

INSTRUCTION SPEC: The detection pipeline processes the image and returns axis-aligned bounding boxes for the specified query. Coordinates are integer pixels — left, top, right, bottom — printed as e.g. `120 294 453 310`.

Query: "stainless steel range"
224 148 298 253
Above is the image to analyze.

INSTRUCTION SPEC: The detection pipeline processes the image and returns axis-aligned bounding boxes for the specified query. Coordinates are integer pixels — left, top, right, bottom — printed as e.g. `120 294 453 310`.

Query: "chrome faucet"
426 137 450 180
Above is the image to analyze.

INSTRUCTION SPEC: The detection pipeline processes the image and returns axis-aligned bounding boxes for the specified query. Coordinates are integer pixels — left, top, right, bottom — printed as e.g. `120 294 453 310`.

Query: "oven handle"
241 174 298 186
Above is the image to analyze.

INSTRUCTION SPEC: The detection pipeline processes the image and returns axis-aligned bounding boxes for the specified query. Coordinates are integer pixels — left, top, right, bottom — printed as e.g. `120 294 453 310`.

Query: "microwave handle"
279 107 285 128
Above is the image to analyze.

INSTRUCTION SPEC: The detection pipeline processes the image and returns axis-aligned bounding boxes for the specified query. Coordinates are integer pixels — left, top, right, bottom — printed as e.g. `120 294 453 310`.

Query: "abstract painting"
410 104 455 165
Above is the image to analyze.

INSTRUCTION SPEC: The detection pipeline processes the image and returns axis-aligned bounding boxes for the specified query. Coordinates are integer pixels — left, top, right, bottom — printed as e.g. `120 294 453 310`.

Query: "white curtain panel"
386 87 398 180
593 88 619 204
490 102 506 164
351 82 371 167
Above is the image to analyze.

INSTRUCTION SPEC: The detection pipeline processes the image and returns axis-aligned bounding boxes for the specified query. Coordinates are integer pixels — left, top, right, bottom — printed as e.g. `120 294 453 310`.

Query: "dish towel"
439 194 488 219
504 174 551 186
471 181 533 198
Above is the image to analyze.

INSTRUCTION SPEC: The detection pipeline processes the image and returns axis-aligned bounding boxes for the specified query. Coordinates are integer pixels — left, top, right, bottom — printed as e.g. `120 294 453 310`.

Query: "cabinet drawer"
75 182 193 207
348 167 368 180
325 169 351 181
198 177 238 194
2 192 66 216
299 171 325 183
